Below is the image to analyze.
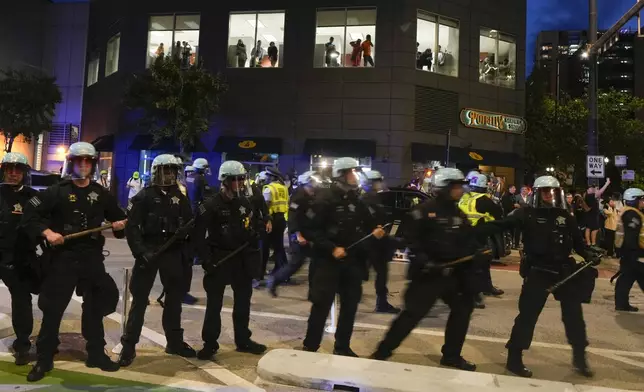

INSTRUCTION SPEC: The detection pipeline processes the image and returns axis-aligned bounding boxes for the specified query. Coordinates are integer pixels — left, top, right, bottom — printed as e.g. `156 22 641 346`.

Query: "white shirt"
263 186 272 202
127 178 143 199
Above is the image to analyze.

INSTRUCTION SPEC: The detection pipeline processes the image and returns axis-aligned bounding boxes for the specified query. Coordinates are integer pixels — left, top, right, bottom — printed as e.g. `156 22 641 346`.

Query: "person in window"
268 42 278 67
419 49 433 71
325 37 339 67
181 41 192 68
172 41 182 60
155 43 165 58
416 42 422 69
235 40 247 68
350 39 363 67
436 45 446 71
251 40 265 68
584 179 610 246
362 34 374 67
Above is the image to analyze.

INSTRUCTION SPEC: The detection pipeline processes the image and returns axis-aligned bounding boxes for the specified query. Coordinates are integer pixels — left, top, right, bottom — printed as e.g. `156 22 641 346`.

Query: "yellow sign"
238 140 257 149
459 108 527 134
469 152 484 161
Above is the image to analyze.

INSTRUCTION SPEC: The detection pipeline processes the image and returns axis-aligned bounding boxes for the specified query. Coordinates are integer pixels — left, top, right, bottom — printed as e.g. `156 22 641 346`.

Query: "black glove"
202 260 216 275
140 251 156 265
176 225 192 239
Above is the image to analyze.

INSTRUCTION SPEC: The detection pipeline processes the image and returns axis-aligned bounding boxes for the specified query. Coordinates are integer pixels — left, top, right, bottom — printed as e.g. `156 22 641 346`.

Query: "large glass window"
227 12 285 68
147 15 200 68
416 11 459 77
315 8 377 68
479 28 516 88
86 53 99 86
105 34 120 77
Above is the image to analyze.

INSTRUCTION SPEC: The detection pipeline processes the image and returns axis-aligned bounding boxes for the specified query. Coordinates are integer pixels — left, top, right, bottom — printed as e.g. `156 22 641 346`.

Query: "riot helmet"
431 168 467 201
297 170 324 193
61 142 98 180
623 188 644 208
1 152 31 186
219 160 252 198
151 154 182 187
468 173 488 193
184 165 195 176
531 175 566 209
361 170 386 192
332 157 361 190
192 158 210 175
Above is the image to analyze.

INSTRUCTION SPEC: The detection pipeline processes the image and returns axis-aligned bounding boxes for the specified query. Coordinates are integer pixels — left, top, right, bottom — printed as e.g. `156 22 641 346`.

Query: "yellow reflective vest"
458 192 494 226
264 182 289 215
615 206 644 249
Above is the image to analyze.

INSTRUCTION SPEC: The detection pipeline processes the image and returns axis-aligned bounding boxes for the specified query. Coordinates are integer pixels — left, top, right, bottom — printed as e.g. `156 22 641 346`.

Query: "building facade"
81 0 527 205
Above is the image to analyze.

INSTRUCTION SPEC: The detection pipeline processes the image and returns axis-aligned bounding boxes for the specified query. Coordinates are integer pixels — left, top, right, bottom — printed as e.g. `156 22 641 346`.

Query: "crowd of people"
1 146 642 384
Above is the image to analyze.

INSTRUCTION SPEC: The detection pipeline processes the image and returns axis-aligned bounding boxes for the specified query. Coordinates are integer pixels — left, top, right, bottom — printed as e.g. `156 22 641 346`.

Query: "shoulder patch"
29 196 42 207
127 201 133 211
628 216 640 228
290 202 299 210
199 204 207 216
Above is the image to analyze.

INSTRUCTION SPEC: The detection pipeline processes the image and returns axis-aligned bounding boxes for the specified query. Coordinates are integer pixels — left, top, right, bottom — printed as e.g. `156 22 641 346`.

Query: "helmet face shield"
62 156 97 180
223 174 253 198
152 165 181 187
0 163 30 186
532 187 566 209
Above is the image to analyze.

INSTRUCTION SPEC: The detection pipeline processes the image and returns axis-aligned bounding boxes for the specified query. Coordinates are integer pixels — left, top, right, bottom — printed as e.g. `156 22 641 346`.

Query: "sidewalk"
257 349 638 392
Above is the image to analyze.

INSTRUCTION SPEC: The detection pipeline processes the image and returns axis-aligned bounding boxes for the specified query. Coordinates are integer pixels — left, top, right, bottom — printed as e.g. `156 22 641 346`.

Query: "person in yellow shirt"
261 167 289 282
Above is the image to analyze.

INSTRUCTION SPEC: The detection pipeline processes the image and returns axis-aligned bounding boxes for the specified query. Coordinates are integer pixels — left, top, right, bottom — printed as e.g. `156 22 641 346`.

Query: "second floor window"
227 12 285 68
105 34 121 76
147 15 200 68
87 53 99 86
315 8 377 68
479 28 517 89
416 11 459 77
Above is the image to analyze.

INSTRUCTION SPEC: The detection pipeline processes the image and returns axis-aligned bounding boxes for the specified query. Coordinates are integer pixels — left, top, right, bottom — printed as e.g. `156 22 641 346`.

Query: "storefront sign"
460 109 527 134
469 152 484 161
238 140 257 149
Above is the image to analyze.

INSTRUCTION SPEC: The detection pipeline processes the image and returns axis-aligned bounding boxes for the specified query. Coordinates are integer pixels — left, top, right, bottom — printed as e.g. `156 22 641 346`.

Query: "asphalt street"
0 237 642 391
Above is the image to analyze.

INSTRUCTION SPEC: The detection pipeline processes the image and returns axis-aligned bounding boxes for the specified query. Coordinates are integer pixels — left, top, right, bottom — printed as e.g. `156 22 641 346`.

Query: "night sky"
526 0 638 75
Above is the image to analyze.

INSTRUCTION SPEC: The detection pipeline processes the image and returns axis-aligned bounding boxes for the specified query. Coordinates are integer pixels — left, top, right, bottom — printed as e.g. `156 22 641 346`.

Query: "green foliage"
0 69 62 152
125 56 227 152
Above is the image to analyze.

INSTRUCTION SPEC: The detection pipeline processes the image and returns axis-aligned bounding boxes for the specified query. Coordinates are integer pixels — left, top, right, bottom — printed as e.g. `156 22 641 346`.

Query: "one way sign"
587 155 605 179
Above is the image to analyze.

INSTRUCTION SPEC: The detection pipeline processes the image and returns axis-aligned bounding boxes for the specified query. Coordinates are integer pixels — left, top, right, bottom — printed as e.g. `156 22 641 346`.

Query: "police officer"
371 168 486 370
459 172 505 299
302 158 385 357
118 154 196 366
267 171 322 297
614 187 644 312
493 176 600 378
99 170 110 189
0 152 39 365
360 170 399 313
194 161 266 360
261 167 289 279
21 142 127 382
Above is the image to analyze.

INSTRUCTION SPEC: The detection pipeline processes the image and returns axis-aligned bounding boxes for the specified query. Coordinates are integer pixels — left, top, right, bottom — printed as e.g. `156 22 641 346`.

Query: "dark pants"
603 229 616 257
375 275 474 359
304 258 363 351
273 238 314 287
507 269 588 351
122 248 185 348
202 253 253 347
369 238 396 297
0 263 33 353
615 256 644 308
262 213 288 278
36 249 108 359
363 55 374 66
514 228 522 248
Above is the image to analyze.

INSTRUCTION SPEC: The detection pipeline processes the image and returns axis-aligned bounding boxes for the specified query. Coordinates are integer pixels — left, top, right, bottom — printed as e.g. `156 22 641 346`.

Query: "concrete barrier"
257 349 636 392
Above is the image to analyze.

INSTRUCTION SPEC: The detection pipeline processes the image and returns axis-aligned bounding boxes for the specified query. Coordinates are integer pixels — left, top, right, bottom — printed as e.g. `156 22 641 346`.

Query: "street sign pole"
587 0 599 186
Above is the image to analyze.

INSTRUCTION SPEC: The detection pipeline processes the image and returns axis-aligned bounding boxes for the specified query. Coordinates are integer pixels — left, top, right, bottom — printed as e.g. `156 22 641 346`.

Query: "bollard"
324 295 339 334
112 267 131 354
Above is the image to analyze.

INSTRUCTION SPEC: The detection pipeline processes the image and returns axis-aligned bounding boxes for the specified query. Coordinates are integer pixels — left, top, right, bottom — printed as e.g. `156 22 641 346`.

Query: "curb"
0 313 13 340
257 349 637 392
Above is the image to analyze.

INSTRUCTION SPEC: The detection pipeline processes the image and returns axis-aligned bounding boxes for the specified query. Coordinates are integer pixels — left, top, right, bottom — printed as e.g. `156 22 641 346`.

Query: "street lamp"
604 157 610 163
581 51 589 59
56 146 66 155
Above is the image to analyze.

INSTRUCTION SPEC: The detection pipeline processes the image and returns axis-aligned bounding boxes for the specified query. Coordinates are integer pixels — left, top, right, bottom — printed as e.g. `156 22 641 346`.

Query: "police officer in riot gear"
302 158 385 357
268 171 322 297
118 154 196 367
371 168 486 371
0 152 39 365
360 170 399 313
21 142 127 382
194 161 266 360
614 187 644 312
493 176 600 378
261 167 289 281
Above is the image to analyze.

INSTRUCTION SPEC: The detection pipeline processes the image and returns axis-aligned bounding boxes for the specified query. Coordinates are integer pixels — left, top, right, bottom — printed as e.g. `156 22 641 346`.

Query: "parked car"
30 170 61 191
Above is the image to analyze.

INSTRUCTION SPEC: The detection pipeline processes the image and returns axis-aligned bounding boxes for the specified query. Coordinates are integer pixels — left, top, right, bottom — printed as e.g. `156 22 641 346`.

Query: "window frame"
478 26 517 89
416 10 460 77
86 52 100 87
314 6 378 68
105 33 121 77
146 13 201 68
226 10 287 69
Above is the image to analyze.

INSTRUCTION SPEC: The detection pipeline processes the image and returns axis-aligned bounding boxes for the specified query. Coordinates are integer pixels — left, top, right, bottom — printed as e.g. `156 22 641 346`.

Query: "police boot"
266 276 278 298
166 341 197 358
474 295 486 309
236 340 267 355
197 342 220 360
375 295 401 314
572 348 594 378
333 347 359 358
86 351 120 372
369 349 391 361
483 286 505 296
118 344 136 367
182 293 198 305
440 356 477 372
27 359 53 382
506 349 532 378
615 304 639 312
14 350 30 366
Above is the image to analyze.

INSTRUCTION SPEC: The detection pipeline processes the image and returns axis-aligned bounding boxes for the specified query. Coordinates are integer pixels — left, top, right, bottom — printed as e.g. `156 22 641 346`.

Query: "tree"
125 56 227 153
0 69 62 152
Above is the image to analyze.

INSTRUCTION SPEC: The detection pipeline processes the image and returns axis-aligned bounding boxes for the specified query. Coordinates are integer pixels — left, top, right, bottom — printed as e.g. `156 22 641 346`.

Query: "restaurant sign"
238 140 257 149
459 108 527 135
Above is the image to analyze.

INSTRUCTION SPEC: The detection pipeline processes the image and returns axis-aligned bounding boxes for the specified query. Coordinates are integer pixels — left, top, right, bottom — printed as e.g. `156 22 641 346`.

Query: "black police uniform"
497 206 595 377
270 187 316 293
302 184 377 355
21 180 125 379
614 208 644 311
183 171 212 301
193 191 265 358
372 193 485 370
360 188 398 311
0 184 39 362
250 182 271 280
120 184 194 363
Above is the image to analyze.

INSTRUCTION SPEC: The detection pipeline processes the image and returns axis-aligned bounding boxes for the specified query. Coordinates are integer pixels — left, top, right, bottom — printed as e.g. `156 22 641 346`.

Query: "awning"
411 143 523 167
213 136 283 154
90 135 114 152
303 139 376 157
128 134 207 152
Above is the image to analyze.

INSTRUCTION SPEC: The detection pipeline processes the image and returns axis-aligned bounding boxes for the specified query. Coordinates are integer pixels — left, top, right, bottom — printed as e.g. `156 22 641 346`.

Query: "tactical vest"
264 182 289 215
615 206 644 249
458 193 494 227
